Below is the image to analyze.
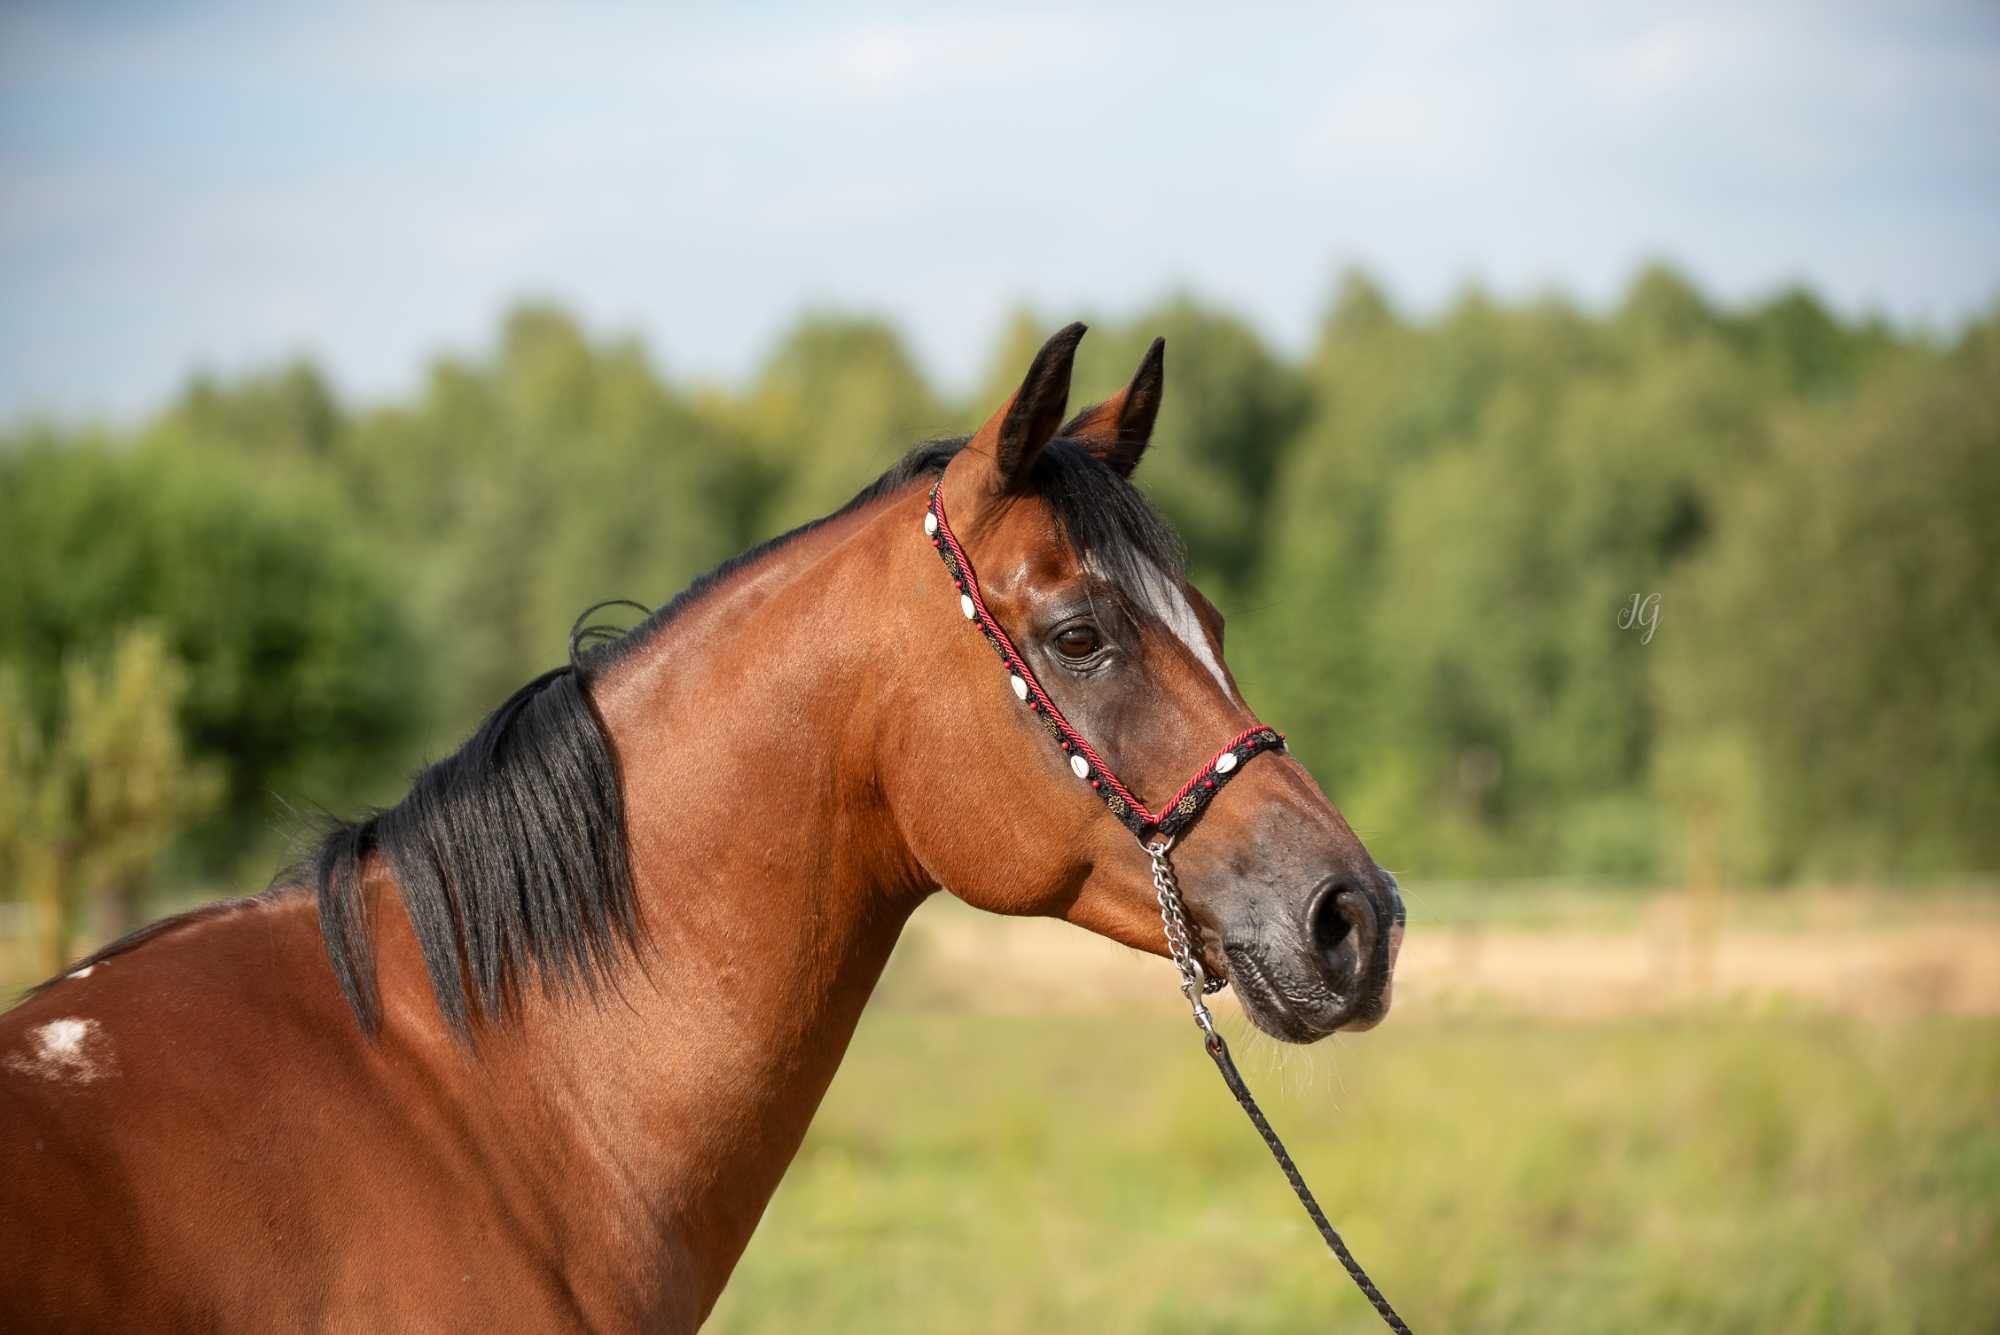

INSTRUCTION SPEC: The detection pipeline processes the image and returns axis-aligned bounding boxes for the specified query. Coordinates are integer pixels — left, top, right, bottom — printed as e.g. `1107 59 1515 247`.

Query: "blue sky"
3 1 1996 420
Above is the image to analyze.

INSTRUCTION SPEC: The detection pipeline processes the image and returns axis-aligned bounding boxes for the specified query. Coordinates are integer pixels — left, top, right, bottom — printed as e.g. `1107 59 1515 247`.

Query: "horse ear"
1059 337 1163 478
967 322 1086 491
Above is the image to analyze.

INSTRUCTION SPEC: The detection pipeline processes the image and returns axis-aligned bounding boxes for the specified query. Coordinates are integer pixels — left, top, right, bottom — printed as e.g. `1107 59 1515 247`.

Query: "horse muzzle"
1215 867 1402 1043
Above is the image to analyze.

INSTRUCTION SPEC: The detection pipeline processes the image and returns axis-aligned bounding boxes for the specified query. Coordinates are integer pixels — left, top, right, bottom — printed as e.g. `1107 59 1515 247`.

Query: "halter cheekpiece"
924 479 1286 843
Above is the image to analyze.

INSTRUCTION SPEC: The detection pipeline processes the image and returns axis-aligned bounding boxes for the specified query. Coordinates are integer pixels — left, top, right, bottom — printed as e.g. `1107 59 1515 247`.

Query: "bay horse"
1 324 1402 1332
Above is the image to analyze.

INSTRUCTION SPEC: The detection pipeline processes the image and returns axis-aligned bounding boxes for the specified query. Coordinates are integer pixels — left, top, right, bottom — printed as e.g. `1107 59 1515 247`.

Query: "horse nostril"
1309 881 1371 991
1311 886 1351 952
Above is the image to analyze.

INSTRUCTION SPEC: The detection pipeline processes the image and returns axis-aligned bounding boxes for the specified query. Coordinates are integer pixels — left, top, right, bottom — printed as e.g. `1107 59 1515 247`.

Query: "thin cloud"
1 1 1996 421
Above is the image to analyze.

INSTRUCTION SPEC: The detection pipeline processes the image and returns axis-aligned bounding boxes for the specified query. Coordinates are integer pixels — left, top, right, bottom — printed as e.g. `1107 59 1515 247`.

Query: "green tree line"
2 265 1994 934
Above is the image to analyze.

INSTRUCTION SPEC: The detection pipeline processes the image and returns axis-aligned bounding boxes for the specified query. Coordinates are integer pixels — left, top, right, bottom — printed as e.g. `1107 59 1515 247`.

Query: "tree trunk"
33 843 77 977
105 873 150 940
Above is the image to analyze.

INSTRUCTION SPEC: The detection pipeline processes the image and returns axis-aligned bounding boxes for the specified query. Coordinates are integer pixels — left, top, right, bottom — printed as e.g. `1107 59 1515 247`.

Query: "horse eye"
1053 624 1102 660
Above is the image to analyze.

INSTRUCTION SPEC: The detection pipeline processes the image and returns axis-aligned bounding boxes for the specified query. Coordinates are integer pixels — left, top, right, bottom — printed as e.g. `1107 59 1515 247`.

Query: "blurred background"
2 2 1995 1329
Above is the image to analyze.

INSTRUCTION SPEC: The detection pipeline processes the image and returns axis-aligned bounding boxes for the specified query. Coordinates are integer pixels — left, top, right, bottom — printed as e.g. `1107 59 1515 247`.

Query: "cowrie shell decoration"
924 511 938 536
1010 674 1029 701
1215 751 1239 775
1070 754 1091 779
960 594 976 620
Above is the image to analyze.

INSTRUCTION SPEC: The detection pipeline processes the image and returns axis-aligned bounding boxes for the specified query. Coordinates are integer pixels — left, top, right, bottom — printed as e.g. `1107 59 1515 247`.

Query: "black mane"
311 666 635 1039
47 437 1184 1038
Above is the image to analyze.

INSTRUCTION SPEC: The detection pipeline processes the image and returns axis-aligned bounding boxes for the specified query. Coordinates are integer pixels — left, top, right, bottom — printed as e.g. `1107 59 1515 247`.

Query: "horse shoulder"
0 891 468 1326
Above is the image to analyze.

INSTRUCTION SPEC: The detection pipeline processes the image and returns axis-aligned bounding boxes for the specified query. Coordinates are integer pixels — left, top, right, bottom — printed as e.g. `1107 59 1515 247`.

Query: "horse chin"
1224 946 1337 1045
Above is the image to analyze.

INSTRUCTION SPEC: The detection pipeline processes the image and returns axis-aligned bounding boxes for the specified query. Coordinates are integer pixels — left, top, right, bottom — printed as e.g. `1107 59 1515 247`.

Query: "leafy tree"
0 628 220 971
0 442 425 872
1617 261 1721 352
331 304 757 731
172 359 344 460
7 277 1994 896
737 313 946 533
1254 267 1770 877
1656 315 2000 880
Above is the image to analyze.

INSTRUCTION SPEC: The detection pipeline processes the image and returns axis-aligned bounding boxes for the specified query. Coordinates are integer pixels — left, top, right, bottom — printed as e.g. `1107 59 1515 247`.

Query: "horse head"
887 324 1402 1040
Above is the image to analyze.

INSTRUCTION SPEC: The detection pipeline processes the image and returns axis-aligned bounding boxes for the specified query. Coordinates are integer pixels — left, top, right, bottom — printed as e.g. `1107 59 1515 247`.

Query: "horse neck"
544 494 933 1314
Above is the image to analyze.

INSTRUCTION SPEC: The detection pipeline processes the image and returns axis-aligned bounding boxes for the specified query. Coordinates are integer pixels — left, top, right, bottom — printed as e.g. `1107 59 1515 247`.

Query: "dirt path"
891 892 2000 1020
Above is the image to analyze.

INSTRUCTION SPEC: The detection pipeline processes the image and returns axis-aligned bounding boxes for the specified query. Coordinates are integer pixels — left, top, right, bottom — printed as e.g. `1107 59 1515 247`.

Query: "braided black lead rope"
1150 840 1412 1333
1200 1028 1413 1333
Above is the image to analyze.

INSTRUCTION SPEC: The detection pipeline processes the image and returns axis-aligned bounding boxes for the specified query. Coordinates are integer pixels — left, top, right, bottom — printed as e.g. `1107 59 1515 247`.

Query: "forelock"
1024 439 1186 609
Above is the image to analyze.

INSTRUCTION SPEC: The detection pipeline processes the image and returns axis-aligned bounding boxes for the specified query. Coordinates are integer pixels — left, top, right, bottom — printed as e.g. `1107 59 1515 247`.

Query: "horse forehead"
1076 552 1237 702
996 498 1072 557
979 503 1083 589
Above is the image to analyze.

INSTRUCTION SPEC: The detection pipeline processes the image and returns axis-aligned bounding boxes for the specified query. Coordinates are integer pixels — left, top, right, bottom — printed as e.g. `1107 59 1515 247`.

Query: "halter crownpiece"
924 480 1287 843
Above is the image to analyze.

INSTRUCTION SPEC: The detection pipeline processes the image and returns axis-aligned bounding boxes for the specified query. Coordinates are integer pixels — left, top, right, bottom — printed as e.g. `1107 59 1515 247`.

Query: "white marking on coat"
4 1017 115 1084
1132 559 1237 703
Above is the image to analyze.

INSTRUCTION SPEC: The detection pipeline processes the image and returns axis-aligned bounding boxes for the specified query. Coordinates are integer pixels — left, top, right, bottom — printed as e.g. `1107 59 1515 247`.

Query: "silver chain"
1147 837 1228 1042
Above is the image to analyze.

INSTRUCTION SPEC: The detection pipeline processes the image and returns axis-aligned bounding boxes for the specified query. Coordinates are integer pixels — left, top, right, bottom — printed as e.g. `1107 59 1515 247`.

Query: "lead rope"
1147 836 1414 1334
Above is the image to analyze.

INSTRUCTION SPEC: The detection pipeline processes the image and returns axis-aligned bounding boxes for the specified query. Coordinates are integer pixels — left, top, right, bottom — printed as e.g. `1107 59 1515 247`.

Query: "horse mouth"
1225 948 1328 1043
1222 917 1399 1045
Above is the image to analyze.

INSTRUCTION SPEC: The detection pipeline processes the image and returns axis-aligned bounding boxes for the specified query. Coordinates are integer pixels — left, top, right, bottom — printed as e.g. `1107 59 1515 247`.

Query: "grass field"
706 891 2000 1333
708 1008 1998 1333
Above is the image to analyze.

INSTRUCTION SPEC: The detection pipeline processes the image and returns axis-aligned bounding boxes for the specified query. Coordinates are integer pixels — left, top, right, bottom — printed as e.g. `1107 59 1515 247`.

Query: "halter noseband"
923 479 1286 844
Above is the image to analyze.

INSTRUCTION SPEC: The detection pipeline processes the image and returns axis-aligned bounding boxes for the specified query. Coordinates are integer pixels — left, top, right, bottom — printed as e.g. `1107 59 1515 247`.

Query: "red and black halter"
924 479 1286 844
